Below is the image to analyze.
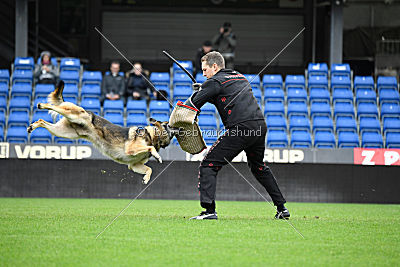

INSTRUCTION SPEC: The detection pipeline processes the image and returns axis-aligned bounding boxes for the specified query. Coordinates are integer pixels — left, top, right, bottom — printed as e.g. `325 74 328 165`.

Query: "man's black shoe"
189 211 218 220
275 209 290 220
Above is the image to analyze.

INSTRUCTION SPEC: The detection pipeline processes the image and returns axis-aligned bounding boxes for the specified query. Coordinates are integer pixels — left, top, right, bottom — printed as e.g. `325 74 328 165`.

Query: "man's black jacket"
191 69 264 128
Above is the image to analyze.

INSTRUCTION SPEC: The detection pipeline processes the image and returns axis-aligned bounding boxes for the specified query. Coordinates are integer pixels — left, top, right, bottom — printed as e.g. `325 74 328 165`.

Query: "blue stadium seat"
54 137 76 144
291 130 312 148
356 88 376 105
266 114 286 130
81 84 101 98
264 87 284 103
285 75 305 88
8 110 29 127
331 76 352 103
0 125 3 141
14 57 34 71
104 113 124 126
150 72 170 87
330 63 351 78
289 115 310 133
359 117 381 134
6 125 28 143
264 100 285 116
126 99 147 115
11 82 32 98
103 99 124 115
202 103 217 115
0 110 5 127
32 110 53 123
198 114 217 130
262 74 283 90
126 113 147 127
30 127 52 144
357 102 379 119
152 84 170 99
82 71 102 85
287 100 308 118
9 96 31 112
0 82 8 98
310 100 331 119
149 100 170 117
78 139 91 145
0 96 6 113
202 129 218 146
173 61 193 74
379 88 400 105
150 113 169 122
308 76 330 103
380 102 400 120
195 73 207 83
336 116 357 133
12 69 33 84
354 76 374 92
173 84 192 102
383 117 400 136
267 129 288 148
60 70 80 85
60 58 81 71
63 83 79 99
35 84 54 98
81 97 101 114
312 115 334 134
244 74 261 88
287 87 307 103
361 132 383 148
386 132 400 148
334 101 355 119
173 72 192 86
0 69 10 84
64 97 77 105
338 131 359 148
307 63 328 77
377 76 397 93
314 131 336 148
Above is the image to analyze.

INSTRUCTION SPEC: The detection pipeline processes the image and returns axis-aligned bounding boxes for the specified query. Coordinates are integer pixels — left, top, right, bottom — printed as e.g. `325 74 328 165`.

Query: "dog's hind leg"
27 118 80 139
129 162 152 184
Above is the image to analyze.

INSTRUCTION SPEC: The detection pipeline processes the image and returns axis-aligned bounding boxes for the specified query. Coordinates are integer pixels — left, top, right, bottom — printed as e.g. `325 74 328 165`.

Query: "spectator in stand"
101 61 125 104
211 22 236 69
194 40 213 75
34 51 58 85
126 63 149 100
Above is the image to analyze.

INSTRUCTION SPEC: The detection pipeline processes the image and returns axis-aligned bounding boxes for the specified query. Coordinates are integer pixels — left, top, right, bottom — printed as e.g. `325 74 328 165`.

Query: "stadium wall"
1 147 399 204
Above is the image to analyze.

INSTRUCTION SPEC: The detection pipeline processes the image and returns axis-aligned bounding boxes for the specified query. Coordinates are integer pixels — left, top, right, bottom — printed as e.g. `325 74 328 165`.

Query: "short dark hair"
201 51 225 68
110 60 120 66
203 40 212 47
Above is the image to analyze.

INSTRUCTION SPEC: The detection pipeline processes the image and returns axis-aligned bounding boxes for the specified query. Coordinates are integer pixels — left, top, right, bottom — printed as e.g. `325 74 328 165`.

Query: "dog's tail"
47 80 65 106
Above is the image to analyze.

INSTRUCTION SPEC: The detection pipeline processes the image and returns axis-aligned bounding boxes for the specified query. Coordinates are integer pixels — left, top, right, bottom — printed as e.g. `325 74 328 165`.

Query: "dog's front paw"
156 156 163 164
142 175 151 184
37 103 43 109
27 125 33 133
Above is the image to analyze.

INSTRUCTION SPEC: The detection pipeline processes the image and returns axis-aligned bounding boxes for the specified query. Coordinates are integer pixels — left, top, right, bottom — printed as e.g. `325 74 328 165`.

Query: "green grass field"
0 198 399 266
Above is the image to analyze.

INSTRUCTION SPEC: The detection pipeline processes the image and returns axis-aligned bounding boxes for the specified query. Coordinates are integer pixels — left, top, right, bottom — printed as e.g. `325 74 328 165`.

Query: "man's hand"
192 83 202 91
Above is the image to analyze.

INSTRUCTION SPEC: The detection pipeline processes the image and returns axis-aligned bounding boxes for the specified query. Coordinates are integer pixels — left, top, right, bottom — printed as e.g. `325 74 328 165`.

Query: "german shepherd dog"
27 81 179 184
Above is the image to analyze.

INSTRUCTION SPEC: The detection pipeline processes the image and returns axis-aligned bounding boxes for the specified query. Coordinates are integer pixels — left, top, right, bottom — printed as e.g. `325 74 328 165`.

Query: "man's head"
133 63 142 76
110 61 120 75
202 40 213 54
201 51 225 79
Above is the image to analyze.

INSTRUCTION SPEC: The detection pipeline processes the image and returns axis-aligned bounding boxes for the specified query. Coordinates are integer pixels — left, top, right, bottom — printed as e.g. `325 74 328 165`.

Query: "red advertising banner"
354 148 400 166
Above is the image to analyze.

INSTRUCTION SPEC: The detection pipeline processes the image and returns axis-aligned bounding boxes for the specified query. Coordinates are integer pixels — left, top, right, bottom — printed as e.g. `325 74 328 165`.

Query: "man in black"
101 61 125 104
194 40 213 75
187 51 289 220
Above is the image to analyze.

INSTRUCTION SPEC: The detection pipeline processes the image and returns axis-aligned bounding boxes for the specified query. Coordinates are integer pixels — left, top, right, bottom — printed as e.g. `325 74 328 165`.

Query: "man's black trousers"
199 120 286 212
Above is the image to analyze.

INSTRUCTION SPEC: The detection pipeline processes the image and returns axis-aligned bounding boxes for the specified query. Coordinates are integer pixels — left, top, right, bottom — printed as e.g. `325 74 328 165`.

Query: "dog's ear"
149 118 157 125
